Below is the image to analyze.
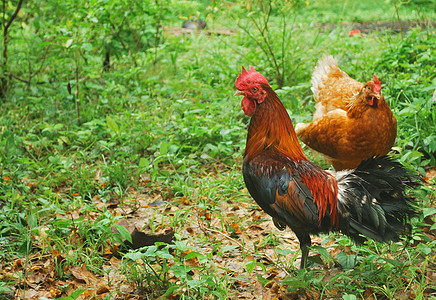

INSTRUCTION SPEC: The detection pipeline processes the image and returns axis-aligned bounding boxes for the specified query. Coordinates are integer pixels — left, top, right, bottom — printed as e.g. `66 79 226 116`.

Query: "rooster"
295 55 397 171
234 66 418 269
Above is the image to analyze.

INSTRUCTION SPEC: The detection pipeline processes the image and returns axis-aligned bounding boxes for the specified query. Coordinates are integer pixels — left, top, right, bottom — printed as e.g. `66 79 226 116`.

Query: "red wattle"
242 97 256 116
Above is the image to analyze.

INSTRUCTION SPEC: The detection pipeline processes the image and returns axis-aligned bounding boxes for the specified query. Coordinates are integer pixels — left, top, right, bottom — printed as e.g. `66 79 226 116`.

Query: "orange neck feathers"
244 86 338 227
244 85 308 163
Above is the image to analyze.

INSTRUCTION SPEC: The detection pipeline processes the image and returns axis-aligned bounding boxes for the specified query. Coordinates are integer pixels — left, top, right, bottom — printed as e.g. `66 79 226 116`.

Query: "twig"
7 70 29 83
200 223 244 249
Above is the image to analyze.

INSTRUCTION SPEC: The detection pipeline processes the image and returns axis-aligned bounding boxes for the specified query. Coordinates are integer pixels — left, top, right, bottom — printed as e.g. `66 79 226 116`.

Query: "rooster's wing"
242 152 325 233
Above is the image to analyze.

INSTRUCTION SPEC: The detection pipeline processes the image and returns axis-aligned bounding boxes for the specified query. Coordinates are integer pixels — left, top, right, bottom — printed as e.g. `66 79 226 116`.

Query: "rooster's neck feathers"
244 86 307 163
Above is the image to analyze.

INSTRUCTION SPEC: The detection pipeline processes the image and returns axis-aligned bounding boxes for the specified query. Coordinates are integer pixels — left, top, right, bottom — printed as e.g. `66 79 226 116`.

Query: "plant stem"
75 56 81 126
393 0 404 40
153 0 162 65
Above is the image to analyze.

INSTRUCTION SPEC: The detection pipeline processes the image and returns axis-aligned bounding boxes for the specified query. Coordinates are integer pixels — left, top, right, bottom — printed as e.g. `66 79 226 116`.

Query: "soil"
315 20 435 33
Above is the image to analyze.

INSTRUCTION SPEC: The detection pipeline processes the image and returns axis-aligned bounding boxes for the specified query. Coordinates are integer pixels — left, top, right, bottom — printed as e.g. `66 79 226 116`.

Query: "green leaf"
56 288 86 300
171 264 191 278
282 276 309 288
139 157 150 168
245 260 256 274
160 141 169 155
106 115 119 134
342 294 357 300
65 39 74 48
124 251 144 261
184 251 205 261
276 248 292 256
423 207 436 218
313 245 332 260
220 245 238 253
337 252 357 269
114 224 132 243
81 43 93 51
417 243 432 255
163 285 179 297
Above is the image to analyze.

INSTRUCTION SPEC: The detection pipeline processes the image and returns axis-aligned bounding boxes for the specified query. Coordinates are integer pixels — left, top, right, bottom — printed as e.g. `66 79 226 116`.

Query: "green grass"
0 0 435 299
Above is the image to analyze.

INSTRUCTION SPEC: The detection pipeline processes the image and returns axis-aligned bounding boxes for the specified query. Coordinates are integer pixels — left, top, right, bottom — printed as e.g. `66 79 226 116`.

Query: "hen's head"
235 66 270 116
362 74 383 107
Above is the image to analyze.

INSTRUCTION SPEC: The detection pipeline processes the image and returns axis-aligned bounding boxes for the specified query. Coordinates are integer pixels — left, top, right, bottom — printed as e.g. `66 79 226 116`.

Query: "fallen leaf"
124 228 174 250
97 284 110 294
70 264 98 285
181 196 192 205
230 222 242 234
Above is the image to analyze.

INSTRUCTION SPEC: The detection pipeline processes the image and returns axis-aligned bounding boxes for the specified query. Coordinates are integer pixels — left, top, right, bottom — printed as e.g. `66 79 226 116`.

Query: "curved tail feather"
336 156 420 243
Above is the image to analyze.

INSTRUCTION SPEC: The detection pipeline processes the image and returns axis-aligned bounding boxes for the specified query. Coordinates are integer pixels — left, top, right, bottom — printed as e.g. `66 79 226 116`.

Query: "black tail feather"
336 156 421 243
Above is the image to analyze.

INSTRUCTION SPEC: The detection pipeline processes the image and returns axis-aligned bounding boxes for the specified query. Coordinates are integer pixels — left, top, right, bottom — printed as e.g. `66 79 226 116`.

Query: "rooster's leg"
296 232 311 269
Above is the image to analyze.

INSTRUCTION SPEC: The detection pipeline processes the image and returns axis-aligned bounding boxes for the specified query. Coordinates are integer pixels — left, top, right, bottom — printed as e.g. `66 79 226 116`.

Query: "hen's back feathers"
295 55 397 171
311 55 363 120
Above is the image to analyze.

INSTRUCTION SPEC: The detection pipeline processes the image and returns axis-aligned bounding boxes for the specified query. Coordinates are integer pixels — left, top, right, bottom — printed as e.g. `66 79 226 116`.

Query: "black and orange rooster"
234 66 418 269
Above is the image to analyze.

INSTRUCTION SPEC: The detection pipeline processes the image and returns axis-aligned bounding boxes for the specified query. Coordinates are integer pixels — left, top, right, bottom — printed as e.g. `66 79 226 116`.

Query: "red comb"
373 74 381 93
235 66 269 90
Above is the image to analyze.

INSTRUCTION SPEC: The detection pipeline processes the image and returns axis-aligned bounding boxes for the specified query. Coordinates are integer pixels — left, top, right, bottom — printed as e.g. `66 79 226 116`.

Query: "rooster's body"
295 55 397 171
235 66 418 269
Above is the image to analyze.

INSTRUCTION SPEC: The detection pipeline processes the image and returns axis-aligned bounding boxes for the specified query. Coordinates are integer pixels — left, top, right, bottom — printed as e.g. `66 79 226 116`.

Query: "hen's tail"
311 55 338 100
335 156 421 243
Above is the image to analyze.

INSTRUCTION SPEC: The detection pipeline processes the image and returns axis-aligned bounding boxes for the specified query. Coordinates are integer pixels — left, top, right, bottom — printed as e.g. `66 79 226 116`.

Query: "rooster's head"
234 66 269 116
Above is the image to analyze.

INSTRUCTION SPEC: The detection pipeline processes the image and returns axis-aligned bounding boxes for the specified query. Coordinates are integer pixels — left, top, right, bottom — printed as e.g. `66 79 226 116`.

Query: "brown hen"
295 55 397 171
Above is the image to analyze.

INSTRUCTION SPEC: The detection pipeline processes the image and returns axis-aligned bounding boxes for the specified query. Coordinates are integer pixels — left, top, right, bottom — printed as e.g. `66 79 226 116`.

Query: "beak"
234 90 245 96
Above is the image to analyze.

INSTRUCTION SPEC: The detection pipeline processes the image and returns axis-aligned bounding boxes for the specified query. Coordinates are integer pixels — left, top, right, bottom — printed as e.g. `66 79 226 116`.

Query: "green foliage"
0 0 435 298
122 241 229 298
375 29 436 170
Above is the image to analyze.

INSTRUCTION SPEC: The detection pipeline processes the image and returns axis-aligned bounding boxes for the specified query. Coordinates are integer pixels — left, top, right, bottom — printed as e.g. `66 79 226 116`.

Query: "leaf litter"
1 167 435 299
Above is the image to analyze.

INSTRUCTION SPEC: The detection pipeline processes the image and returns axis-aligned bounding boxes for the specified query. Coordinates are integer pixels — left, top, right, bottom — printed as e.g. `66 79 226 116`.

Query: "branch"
32 44 52 77
3 0 23 40
237 19 274 67
7 69 30 83
4 1 22 32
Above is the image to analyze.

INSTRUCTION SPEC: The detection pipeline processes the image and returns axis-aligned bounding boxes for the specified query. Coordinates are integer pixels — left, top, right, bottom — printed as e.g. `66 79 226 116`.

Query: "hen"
295 55 397 171
235 66 418 269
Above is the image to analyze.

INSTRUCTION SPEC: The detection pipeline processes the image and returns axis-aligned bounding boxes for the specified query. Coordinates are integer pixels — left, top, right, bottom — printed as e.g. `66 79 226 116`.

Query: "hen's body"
295 55 397 171
235 66 418 269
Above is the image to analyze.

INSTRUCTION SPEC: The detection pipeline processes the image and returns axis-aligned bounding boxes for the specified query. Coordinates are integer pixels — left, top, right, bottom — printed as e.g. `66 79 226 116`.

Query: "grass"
0 0 435 299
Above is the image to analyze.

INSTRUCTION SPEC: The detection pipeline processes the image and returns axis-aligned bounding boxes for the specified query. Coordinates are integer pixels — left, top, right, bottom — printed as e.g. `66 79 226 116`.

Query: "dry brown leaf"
181 195 192 205
81 289 97 300
70 264 98 285
265 269 279 280
230 222 242 234
254 280 268 297
97 284 110 295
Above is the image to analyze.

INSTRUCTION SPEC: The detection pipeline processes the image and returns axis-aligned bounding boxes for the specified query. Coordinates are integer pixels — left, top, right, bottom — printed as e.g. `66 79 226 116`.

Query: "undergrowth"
0 0 435 299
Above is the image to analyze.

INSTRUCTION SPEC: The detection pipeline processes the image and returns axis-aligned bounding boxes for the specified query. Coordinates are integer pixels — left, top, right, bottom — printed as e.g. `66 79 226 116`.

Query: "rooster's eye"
252 87 258 92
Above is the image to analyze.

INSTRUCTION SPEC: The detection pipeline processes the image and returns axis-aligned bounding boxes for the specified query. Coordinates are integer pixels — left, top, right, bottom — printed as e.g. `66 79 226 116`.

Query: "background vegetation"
0 0 435 299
